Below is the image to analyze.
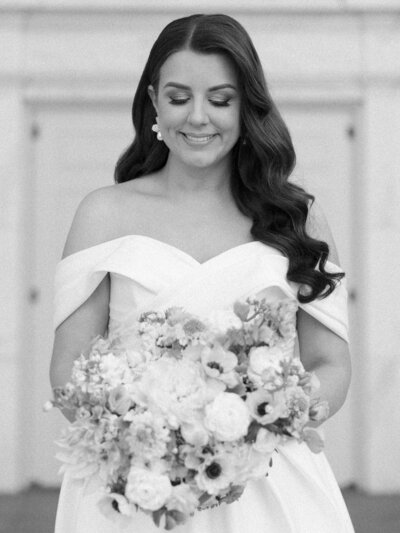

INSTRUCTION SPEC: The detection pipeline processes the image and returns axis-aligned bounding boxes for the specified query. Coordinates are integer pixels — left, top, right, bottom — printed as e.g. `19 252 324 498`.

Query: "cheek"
158 104 240 138
159 105 185 127
220 110 241 136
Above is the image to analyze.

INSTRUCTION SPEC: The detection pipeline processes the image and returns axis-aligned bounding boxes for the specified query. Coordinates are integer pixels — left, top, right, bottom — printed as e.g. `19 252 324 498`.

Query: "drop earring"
151 119 163 141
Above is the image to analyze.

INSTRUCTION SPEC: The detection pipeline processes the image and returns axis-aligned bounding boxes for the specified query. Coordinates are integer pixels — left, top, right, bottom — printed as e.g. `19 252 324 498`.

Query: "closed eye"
210 99 231 107
169 98 231 107
169 98 189 105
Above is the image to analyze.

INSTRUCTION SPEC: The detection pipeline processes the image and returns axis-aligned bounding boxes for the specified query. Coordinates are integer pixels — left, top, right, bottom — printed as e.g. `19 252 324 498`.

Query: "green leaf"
152 507 166 527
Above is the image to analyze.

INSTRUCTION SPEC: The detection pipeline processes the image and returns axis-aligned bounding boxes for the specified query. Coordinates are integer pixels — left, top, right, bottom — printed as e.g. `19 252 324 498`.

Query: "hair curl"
114 13 345 304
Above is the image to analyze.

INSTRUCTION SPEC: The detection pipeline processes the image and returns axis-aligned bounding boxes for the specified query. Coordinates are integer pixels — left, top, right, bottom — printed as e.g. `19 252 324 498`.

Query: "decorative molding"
0 0 399 14
1 0 399 494
18 75 366 105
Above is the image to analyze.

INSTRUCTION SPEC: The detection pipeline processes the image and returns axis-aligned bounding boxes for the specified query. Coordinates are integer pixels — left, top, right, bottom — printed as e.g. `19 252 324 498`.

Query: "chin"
181 153 227 169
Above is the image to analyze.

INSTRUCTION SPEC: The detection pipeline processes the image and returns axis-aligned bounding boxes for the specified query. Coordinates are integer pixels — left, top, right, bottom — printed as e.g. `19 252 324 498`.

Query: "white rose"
126 467 172 511
249 346 285 375
139 358 209 427
204 392 250 442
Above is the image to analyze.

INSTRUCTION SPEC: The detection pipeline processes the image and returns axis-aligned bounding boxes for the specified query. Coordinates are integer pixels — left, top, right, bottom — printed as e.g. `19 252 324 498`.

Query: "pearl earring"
151 121 163 141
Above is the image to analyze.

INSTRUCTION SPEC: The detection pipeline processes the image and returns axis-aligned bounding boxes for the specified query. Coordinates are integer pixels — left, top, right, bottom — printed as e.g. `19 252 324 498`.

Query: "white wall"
1 1 399 493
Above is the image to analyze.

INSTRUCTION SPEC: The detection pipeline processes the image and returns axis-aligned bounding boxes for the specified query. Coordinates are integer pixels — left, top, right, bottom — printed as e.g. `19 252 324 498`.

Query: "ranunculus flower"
204 392 250 441
126 467 172 511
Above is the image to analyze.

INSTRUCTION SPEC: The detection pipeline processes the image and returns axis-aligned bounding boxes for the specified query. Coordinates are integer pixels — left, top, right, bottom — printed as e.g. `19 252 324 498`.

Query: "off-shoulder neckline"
58 234 285 268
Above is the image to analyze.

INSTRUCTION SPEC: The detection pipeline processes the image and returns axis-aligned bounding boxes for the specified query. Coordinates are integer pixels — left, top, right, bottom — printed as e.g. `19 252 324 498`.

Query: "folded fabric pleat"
53 236 349 345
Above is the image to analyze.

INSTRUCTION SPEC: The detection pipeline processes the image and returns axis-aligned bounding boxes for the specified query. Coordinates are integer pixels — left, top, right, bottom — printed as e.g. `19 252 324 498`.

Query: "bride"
50 13 355 532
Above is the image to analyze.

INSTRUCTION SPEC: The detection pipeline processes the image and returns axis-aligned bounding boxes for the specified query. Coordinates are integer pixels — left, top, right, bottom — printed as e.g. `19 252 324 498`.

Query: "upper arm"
62 186 116 259
50 187 115 387
298 199 351 372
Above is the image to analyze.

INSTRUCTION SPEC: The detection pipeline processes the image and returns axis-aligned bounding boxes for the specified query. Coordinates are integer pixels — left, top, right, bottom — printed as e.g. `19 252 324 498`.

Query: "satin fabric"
53 235 354 533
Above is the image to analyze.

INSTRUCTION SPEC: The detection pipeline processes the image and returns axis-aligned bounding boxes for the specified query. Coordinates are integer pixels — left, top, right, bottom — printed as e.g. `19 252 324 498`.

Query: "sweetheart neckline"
59 234 284 267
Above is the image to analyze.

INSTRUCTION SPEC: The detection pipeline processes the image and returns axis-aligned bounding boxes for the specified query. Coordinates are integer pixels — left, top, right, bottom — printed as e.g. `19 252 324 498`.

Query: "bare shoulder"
118 173 166 196
306 199 341 266
62 176 164 259
62 185 123 259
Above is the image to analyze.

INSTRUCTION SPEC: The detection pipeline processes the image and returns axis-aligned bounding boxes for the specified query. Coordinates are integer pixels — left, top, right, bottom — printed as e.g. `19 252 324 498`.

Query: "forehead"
159 50 238 88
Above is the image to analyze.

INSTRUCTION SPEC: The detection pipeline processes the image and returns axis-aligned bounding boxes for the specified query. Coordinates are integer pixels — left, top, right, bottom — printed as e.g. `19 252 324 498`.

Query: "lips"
180 132 217 145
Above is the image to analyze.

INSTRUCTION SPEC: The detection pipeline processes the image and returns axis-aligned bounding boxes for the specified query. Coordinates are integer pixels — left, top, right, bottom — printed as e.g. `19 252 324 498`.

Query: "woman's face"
148 50 241 170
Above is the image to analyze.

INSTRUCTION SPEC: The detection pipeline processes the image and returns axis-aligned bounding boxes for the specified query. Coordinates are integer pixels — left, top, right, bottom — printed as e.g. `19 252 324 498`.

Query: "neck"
160 153 233 202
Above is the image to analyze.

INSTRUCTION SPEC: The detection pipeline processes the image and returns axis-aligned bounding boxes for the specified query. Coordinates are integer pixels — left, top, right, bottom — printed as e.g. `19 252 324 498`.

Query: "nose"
187 97 210 127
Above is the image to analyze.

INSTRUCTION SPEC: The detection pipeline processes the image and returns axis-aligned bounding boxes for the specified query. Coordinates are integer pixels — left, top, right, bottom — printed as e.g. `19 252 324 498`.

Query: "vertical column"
356 12 400 491
0 12 30 492
358 83 400 491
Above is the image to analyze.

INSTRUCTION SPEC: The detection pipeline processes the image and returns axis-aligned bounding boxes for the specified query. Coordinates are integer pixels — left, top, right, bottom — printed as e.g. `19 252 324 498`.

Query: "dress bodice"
53 234 355 533
53 235 349 346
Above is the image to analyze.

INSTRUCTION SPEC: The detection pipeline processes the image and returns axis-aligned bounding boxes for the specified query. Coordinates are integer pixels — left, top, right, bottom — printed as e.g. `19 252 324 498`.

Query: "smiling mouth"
181 133 217 144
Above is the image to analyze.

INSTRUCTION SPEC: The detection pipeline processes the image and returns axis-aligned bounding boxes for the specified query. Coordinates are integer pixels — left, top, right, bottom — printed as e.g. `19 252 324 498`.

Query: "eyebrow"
163 82 237 91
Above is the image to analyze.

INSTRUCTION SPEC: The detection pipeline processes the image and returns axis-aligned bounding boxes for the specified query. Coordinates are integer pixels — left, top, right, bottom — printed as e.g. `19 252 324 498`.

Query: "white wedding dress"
53 235 355 533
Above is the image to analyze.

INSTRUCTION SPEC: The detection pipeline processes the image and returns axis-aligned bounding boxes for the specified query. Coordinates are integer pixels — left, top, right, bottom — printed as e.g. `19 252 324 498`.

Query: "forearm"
50 356 78 423
306 361 351 428
52 365 76 423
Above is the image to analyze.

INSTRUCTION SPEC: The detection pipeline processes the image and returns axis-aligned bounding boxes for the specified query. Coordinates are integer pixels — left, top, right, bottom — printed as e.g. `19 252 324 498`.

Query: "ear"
147 85 158 114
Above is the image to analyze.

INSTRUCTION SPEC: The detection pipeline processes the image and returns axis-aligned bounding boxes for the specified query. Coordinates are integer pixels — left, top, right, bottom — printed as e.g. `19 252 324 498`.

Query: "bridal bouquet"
45 295 329 530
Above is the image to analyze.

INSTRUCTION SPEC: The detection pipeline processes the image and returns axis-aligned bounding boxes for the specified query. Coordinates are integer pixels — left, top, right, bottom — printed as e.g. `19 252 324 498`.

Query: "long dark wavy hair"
114 13 345 304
